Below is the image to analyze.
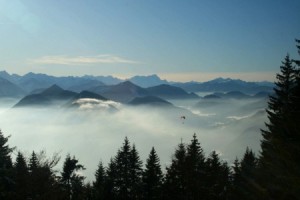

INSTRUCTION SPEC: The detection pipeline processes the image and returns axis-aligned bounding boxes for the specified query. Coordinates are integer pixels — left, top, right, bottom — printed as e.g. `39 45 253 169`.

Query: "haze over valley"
0 71 269 180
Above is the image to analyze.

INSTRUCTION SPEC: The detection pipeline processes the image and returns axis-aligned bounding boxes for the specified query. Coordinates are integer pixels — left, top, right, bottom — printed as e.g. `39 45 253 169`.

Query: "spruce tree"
185 133 206 200
0 130 14 199
0 130 13 169
28 151 39 199
259 54 300 198
114 137 132 199
239 148 259 199
14 152 29 200
28 151 61 200
231 158 242 200
84 183 94 200
164 140 187 200
93 161 105 200
205 151 230 200
129 144 143 199
142 147 163 200
61 154 85 200
104 158 117 200
292 39 300 66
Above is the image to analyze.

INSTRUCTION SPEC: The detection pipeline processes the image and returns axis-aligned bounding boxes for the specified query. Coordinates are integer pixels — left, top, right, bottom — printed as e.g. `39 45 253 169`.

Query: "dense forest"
1 40 300 200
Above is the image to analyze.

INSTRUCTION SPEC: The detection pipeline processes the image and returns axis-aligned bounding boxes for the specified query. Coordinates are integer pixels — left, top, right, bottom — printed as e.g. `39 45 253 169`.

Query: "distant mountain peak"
0 70 9 76
128 74 168 88
117 81 137 87
130 74 160 79
47 84 62 90
210 77 235 83
41 84 64 95
129 95 173 106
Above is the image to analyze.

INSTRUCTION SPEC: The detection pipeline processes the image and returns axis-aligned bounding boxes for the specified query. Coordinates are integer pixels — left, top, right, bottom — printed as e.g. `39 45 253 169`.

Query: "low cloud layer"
0 98 267 181
73 98 121 111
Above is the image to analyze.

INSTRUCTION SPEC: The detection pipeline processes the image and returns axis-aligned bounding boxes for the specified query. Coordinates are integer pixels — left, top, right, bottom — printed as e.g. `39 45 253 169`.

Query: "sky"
0 0 299 82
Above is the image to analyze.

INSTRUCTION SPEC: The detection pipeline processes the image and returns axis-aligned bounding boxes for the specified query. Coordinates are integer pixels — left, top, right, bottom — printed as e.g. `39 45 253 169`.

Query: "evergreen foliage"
104 158 117 200
0 130 14 199
185 133 206 200
14 152 29 200
129 144 143 199
28 151 61 200
164 140 187 199
61 154 85 200
231 148 259 200
142 147 163 200
93 161 105 200
205 151 230 200
114 137 132 199
259 52 300 198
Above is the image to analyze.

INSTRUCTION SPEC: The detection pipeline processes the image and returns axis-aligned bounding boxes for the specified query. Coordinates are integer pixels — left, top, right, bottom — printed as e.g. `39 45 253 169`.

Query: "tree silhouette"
185 133 206 200
14 152 29 200
114 137 132 199
61 154 85 200
142 147 163 200
93 161 105 200
231 158 241 200
129 144 143 199
104 158 117 200
164 140 187 200
205 151 230 200
0 130 14 199
259 53 300 198
239 148 259 200
28 151 61 200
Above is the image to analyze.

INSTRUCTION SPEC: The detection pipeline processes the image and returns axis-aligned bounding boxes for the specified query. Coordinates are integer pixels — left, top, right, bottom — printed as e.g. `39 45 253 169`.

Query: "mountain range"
173 78 273 93
0 71 274 100
14 84 110 108
88 81 198 103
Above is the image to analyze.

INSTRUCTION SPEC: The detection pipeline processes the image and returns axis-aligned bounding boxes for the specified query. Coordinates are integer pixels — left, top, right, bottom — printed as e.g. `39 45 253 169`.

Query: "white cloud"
29 54 139 65
72 98 122 111
227 114 252 120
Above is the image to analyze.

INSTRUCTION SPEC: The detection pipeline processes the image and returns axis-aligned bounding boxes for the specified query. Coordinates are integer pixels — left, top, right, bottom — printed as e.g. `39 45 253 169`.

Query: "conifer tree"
231 158 242 200
93 161 105 200
205 151 230 200
142 147 163 200
83 183 94 200
164 140 187 200
0 130 14 199
14 152 29 200
129 144 143 199
28 151 39 199
259 54 300 198
104 158 117 200
185 133 206 200
0 130 13 169
114 137 132 199
293 39 300 66
28 151 61 200
61 154 85 200
239 148 259 200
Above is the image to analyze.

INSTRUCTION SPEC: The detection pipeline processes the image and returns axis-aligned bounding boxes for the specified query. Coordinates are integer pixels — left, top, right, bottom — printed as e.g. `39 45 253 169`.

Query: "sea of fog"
0 96 267 182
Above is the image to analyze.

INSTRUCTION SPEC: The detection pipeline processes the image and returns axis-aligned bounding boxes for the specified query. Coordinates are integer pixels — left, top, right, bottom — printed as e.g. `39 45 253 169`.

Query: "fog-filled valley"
0 90 268 181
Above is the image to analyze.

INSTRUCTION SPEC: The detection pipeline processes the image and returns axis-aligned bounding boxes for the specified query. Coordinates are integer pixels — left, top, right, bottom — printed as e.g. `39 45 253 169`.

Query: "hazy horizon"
0 69 276 83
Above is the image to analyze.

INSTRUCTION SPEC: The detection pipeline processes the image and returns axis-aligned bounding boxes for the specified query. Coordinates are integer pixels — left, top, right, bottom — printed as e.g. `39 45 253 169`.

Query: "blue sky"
0 0 299 81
